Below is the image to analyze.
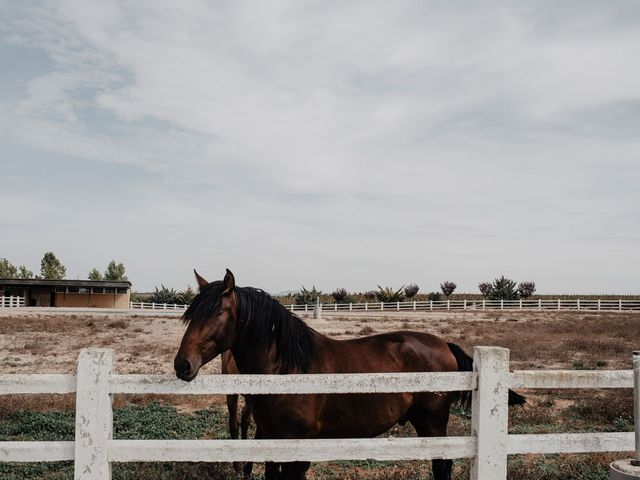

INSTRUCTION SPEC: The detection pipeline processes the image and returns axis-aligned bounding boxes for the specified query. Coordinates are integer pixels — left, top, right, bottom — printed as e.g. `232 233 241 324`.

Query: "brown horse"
175 269 524 480
221 350 254 477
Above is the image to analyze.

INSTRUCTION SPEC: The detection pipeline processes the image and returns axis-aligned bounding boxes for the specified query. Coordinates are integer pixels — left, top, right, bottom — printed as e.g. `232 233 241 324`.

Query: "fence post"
381 302 384 311
349 303 353 311
464 299 467 310
430 300 433 311
396 301 400 311
471 346 510 480
538 298 541 310
519 299 522 310
413 300 416 311
365 302 368 311
597 299 601 311
558 299 561 310
482 299 485 310
74 348 114 480
500 299 504 310
620 299 623 311
577 298 580 310
632 351 640 466
447 300 450 310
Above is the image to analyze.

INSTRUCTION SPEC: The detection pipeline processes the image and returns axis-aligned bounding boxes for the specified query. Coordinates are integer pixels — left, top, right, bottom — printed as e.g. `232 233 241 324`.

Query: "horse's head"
174 268 239 381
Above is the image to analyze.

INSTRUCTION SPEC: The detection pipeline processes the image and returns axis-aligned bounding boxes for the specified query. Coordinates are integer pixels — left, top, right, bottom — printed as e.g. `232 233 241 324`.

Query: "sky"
1 1 639 294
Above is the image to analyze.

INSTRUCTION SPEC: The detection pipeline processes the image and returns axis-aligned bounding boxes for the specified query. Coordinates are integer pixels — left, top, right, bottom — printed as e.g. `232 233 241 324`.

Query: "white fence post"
558 299 561 310
74 348 114 480
633 351 640 466
471 346 510 480
413 300 416 311
482 299 485 310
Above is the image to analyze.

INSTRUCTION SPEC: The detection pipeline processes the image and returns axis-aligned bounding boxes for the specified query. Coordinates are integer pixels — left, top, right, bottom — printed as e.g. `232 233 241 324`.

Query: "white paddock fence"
129 301 188 310
1 348 638 479
0 296 25 308
290 298 640 313
127 299 640 313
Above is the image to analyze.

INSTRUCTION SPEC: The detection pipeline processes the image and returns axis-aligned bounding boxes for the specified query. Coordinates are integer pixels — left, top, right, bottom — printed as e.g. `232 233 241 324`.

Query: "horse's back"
315 330 458 374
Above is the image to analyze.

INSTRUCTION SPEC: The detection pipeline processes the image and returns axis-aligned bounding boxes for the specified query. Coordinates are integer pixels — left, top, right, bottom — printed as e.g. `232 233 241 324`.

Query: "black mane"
182 282 315 373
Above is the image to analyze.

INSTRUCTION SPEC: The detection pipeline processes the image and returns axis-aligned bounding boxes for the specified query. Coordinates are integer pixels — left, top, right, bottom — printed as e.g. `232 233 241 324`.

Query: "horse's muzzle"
174 357 198 382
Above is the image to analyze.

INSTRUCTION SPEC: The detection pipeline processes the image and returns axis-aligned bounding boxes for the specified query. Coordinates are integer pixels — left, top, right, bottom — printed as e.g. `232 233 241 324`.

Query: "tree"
178 285 196 305
88 268 103 281
376 285 405 302
478 282 494 298
517 281 536 299
362 290 377 300
0 258 18 278
440 281 457 298
40 252 66 279
17 265 34 279
404 284 420 299
489 276 518 300
104 260 127 281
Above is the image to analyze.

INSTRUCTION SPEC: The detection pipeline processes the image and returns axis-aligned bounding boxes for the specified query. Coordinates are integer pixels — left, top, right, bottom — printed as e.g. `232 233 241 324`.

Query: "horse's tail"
446 342 526 409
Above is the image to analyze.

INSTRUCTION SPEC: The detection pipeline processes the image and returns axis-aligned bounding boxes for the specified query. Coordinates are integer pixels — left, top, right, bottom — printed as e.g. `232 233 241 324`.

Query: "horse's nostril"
182 359 192 375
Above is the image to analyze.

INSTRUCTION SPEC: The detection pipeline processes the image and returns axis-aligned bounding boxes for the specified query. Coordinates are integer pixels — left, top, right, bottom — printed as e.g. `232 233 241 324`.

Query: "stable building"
0 278 131 308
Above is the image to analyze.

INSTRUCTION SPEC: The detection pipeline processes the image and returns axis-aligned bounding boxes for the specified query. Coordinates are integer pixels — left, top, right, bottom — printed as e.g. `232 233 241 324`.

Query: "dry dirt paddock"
1 309 639 479
2 309 638 375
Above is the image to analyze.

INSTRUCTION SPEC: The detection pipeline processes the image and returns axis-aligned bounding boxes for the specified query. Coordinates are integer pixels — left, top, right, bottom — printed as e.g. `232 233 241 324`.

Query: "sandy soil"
1 309 638 376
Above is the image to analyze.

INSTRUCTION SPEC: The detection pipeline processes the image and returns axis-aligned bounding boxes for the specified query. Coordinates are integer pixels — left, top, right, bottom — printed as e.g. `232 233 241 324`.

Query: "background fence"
0 296 25 308
0 347 637 480
2 297 639 312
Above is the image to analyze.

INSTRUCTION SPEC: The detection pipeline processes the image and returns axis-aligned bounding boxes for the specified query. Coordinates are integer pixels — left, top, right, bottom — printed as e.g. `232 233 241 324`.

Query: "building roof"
0 278 132 288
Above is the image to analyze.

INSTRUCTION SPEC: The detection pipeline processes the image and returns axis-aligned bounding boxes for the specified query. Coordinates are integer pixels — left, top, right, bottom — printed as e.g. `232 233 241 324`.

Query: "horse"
221 350 254 477
174 269 525 480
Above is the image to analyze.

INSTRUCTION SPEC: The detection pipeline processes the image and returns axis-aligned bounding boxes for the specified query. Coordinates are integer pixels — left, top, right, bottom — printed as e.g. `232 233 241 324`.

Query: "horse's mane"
182 281 315 373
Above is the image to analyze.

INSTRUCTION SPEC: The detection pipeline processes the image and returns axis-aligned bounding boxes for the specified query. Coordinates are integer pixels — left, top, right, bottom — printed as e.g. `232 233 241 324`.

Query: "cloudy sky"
1 1 639 294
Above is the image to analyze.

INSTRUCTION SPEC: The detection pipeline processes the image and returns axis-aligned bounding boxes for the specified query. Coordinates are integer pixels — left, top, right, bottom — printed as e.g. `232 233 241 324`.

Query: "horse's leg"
409 397 453 480
240 400 254 478
280 461 310 480
264 461 281 480
226 394 242 475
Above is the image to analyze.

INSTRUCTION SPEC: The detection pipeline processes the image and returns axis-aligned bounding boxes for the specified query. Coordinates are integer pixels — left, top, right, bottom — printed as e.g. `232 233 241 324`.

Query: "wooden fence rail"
0 347 637 480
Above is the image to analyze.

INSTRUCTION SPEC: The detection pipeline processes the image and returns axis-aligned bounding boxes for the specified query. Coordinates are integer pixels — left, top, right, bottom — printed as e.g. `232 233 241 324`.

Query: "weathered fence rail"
0 347 637 480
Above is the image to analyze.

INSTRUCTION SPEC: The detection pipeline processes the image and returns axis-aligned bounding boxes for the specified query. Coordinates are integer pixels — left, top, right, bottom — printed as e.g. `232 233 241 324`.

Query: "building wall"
54 292 130 308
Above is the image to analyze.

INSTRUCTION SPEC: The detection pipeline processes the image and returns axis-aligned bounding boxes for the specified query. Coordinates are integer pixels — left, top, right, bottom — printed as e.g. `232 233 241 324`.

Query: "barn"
0 278 131 308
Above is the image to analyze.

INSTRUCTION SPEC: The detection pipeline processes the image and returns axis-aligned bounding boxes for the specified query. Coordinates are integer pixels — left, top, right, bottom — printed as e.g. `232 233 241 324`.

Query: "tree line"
290 276 536 305
0 252 128 282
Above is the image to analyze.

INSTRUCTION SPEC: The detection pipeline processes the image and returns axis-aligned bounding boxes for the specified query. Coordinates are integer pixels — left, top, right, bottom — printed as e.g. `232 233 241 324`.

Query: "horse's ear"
222 268 235 295
194 269 209 290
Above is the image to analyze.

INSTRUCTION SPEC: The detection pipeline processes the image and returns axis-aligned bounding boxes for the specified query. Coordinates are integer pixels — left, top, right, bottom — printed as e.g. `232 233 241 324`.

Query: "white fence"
0 347 637 479
289 298 640 313
129 301 188 310
0 296 25 308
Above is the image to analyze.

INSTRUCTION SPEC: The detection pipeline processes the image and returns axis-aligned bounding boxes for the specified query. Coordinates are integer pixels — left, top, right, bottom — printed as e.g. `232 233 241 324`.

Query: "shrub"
427 291 442 301
376 285 405 302
149 285 179 304
489 276 518 300
295 286 322 305
331 288 352 304
177 285 196 305
478 281 493 298
404 284 419 299
440 281 457 297
362 290 377 300
517 281 536 299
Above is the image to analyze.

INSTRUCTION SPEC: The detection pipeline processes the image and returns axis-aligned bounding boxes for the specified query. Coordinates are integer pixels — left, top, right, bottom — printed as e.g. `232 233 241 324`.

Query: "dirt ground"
1 309 638 479
2 309 638 375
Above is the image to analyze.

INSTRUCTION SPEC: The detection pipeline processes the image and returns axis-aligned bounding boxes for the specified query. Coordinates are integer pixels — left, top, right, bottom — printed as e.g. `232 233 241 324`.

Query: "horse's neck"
230 336 279 374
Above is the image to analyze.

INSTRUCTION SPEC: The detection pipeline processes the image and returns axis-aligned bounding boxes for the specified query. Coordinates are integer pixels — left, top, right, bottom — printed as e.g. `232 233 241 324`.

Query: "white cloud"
0 1 639 292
